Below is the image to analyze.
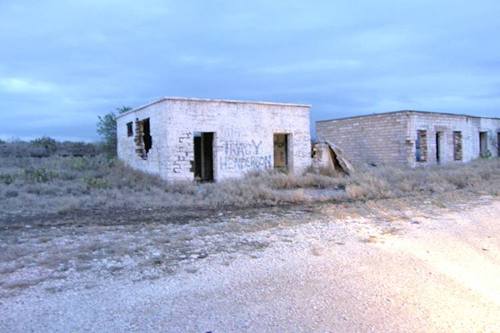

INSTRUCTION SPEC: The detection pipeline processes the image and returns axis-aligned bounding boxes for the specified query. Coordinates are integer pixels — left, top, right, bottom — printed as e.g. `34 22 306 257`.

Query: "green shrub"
68 157 90 171
84 177 110 189
31 137 58 155
0 174 16 185
480 149 492 159
23 168 58 183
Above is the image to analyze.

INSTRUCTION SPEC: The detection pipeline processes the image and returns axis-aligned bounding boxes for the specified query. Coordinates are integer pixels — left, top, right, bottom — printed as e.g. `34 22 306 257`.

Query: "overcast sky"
1 0 499 141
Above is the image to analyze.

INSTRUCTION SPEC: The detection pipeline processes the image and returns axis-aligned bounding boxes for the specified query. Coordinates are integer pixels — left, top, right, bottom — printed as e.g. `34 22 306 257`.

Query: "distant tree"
116 106 133 114
97 106 132 156
31 136 58 156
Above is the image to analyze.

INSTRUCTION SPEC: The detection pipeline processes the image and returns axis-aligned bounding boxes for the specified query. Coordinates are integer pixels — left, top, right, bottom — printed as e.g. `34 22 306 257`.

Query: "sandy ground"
1 198 499 332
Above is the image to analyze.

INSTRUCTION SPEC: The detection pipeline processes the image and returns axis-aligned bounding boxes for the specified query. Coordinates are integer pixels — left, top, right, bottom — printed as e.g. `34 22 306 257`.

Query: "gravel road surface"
1 199 499 332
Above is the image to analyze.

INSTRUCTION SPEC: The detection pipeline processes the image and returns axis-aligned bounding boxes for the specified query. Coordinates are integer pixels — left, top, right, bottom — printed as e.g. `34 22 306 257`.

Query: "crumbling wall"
134 119 145 159
116 103 168 178
312 141 354 174
317 111 500 169
316 113 408 167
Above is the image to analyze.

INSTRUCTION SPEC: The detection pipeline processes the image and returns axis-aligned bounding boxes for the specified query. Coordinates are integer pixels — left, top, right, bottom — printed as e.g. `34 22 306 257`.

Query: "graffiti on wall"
172 131 192 173
171 127 274 174
224 140 262 156
219 128 241 140
219 139 271 171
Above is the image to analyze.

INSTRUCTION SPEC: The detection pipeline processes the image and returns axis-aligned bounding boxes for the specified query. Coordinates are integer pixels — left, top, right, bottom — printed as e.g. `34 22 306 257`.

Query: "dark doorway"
273 133 289 171
193 132 214 181
142 118 152 154
498 132 500 157
479 131 488 157
435 132 443 163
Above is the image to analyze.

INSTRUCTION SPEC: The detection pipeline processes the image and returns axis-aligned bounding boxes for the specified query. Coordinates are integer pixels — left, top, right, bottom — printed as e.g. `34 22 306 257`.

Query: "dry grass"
1 139 498 297
0 154 346 218
0 149 498 297
0 157 498 217
0 143 499 219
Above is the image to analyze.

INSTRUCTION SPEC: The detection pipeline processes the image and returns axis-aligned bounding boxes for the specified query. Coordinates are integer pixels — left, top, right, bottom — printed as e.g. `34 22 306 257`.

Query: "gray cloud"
1 0 499 141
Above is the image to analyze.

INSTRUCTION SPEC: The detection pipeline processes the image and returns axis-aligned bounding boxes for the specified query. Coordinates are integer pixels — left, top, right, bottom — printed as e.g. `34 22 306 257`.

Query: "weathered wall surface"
408 113 500 167
117 103 168 177
479 117 500 158
316 113 408 167
117 98 311 181
317 111 500 168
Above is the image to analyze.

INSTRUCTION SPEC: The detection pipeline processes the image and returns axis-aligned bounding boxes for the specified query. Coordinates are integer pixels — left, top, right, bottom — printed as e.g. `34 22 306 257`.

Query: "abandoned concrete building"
116 97 311 181
317 111 500 168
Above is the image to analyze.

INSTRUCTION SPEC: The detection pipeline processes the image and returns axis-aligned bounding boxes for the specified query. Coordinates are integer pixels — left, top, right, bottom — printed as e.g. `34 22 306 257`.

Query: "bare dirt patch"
0 188 496 299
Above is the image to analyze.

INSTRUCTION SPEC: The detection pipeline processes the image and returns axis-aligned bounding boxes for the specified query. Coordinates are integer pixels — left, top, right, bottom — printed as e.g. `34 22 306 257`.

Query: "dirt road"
1 199 499 332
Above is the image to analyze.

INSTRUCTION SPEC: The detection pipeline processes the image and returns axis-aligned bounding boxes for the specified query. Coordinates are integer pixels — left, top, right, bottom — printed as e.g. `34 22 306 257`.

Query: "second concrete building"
317 110 500 168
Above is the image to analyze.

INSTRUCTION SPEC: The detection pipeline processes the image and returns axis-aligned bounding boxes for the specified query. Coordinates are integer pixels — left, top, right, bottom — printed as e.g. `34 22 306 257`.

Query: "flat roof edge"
116 97 311 119
317 110 500 123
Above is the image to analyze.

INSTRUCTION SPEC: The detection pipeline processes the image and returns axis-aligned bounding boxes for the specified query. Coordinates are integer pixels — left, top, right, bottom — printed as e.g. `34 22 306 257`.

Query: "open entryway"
479 131 488 157
273 133 289 171
498 132 500 157
193 132 214 181
435 131 443 163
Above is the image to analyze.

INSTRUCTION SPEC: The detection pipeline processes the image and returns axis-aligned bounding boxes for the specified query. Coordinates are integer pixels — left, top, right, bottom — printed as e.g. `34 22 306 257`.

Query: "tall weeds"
1 152 498 219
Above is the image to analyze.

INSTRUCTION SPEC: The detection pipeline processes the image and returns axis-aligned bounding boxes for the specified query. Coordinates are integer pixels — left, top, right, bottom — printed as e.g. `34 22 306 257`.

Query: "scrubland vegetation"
1 138 498 220
1 138 499 297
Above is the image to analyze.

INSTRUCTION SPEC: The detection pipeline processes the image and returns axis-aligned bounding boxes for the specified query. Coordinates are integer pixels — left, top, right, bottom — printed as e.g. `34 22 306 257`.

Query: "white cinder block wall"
117 97 311 181
316 113 409 167
408 113 500 167
317 111 500 168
